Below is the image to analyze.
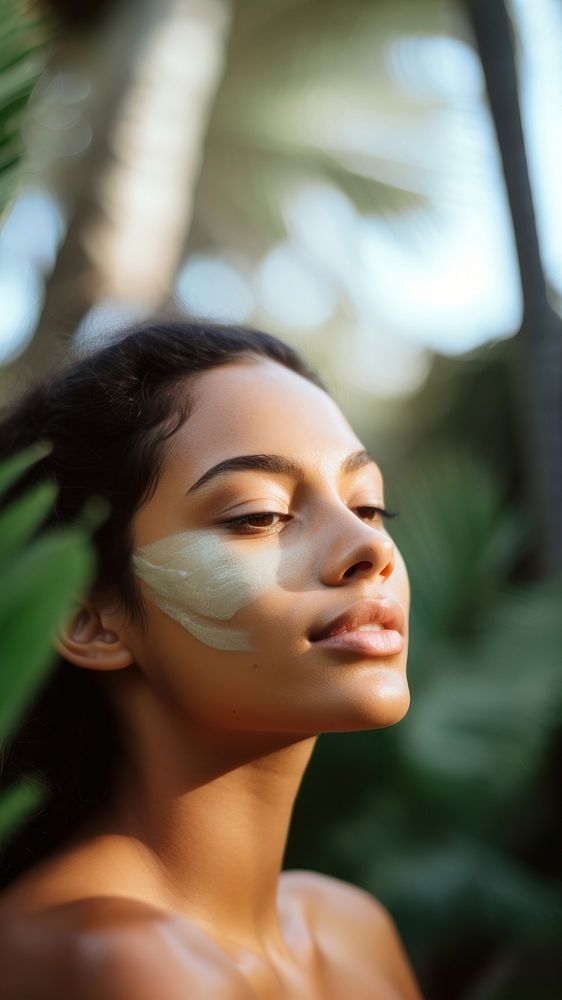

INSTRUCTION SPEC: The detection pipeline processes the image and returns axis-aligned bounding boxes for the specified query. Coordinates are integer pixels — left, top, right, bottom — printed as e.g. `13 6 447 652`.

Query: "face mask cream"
132 528 312 651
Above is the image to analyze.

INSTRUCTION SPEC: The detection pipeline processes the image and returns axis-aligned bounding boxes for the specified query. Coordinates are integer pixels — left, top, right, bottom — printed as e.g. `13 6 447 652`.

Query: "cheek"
133 532 270 619
132 530 311 653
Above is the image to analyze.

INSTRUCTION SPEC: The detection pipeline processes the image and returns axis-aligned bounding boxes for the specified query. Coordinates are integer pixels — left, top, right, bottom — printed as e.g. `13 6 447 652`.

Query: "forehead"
163 358 363 478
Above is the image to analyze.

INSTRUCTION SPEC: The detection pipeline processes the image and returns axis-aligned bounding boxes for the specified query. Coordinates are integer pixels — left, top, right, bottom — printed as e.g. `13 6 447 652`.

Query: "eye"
221 506 399 534
355 505 399 524
222 511 291 533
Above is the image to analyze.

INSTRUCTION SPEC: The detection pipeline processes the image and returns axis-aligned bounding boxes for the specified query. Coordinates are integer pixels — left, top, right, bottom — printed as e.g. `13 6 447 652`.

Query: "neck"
94 675 317 957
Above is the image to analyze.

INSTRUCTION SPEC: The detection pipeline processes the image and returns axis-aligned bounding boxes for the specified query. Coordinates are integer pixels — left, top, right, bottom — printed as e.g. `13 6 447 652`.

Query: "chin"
333 671 411 732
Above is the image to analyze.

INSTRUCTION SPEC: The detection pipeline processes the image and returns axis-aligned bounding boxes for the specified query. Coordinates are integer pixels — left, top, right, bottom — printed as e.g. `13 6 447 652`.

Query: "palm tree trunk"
465 0 562 575
2 0 232 394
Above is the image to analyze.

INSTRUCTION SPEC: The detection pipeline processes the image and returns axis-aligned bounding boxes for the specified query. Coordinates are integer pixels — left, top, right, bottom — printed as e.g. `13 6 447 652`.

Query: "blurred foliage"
285 6 562 984
0 2 99 850
0 444 101 847
1 0 561 997
189 0 455 261
0 0 50 217
286 343 562 997
0 0 459 382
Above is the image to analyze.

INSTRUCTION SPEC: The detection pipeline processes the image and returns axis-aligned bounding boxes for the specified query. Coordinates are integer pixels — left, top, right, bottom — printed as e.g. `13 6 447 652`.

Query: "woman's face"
127 357 410 735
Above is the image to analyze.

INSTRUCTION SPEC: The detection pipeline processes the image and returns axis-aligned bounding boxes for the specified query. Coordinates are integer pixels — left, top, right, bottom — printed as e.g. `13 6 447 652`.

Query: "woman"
0 320 421 999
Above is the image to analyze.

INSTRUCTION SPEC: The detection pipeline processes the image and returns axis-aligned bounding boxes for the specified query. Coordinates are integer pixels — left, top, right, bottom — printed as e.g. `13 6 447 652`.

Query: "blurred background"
1 0 561 996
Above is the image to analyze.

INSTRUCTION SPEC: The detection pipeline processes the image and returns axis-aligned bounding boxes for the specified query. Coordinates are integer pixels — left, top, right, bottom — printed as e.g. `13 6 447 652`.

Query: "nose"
318 511 396 587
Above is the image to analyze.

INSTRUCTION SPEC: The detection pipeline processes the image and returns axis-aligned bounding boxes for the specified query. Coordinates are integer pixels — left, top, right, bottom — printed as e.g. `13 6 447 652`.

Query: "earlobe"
55 602 135 672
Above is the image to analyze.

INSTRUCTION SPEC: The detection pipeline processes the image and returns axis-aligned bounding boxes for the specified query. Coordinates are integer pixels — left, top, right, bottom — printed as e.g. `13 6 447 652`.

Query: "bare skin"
0 358 422 998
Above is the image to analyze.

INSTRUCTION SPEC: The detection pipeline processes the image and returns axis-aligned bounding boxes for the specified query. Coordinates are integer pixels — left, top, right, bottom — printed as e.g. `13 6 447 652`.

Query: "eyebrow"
185 449 378 496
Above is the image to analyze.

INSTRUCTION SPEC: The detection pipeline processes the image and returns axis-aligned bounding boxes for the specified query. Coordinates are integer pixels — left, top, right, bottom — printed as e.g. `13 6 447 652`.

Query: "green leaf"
0 440 53 496
0 774 48 848
399 579 562 825
0 528 94 742
0 0 50 217
0 479 57 561
388 451 516 639
364 835 562 948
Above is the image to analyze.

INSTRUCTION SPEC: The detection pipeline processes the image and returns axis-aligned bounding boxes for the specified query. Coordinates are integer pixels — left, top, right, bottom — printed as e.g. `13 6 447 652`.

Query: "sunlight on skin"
127 357 411 735
3 356 421 998
133 529 319 651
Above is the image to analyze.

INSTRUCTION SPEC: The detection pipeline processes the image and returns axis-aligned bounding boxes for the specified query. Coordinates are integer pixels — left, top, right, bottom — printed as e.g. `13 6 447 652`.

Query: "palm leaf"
0 774 47 848
0 526 96 743
188 0 454 258
400 581 562 825
383 451 560 821
0 439 52 494
0 479 57 561
294 445 562 975
366 835 562 947
387 450 524 642
0 446 102 846
0 0 49 219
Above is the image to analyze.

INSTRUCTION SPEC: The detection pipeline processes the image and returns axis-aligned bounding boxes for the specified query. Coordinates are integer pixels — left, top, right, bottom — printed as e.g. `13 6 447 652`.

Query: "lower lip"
311 629 404 656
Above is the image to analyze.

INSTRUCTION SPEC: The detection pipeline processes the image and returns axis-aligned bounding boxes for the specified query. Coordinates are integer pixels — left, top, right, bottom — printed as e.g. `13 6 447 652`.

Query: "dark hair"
0 318 326 891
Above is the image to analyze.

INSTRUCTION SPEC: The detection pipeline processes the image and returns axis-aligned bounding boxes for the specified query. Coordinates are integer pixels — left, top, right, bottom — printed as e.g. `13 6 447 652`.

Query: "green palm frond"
0 526 95 741
368 834 562 947
189 0 458 257
324 794 562 947
198 129 425 257
289 445 561 978
0 0 49 218
0 439 51 492
401 580 562 823
0 446 102 846
384 451 559 821
388 450 529 642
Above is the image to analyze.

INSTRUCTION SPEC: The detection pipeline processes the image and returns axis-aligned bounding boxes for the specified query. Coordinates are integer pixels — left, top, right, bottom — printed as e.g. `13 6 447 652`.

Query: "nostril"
343 560 374 579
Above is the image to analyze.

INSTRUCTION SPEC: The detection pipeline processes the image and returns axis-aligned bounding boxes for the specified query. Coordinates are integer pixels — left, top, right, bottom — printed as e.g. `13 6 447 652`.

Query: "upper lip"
309 598 405 642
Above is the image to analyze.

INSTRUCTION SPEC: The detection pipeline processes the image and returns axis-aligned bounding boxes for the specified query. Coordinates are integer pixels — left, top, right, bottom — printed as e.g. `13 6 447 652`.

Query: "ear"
55 601 135 671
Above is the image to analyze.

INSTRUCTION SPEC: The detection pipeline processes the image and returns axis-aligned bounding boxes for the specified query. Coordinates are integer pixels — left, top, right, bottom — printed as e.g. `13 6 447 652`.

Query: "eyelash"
222 507 399 532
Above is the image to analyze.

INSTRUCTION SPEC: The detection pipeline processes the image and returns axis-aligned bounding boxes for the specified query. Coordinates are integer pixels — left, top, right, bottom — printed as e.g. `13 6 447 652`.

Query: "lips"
309 597 405 643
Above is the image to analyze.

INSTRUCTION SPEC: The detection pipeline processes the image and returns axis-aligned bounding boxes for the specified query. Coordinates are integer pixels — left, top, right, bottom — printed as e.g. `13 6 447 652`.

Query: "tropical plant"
465 0 562 576
0 2 101 851
0 0 49 217
0 0 452 387
0 0 235 385
0 444 101 848
286 449 562 997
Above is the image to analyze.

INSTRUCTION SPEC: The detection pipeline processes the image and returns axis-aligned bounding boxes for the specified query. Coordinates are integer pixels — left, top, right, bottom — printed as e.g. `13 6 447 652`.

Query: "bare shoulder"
282 869 424 1000
0 895 252 1000
282 867 395 921
59 900 253 1000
